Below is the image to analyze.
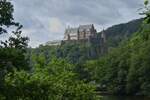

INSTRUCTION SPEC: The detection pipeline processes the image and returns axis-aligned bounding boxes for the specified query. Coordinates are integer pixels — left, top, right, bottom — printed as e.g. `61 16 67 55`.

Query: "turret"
100 29 107 54
101 29 106 43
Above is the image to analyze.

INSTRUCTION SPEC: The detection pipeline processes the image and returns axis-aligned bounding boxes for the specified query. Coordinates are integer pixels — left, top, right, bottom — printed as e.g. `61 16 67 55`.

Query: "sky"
8 0 144 47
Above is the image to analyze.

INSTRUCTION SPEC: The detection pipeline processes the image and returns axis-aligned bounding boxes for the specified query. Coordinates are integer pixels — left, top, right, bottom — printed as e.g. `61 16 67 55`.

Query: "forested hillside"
83 1 150 96
30 17 150 96
33 18 143 65
31 41 101 65
29 0 150 97
99 18 143 48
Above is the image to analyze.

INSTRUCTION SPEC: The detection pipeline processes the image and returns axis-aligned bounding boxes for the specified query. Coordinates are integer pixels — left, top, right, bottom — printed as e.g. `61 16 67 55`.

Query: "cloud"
8 0 144 47
49 18 64 33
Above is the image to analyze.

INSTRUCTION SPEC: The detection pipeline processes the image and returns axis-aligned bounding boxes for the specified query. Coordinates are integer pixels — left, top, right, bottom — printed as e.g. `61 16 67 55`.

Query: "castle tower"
101 29 106 43
100 29 107 54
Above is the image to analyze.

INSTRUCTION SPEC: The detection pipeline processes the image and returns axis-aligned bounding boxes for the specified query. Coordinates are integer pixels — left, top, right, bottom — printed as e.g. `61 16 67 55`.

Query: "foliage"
1 0 150 99
83 1 150 96
98 18 143 49
3 59 99 100
143 0 150 23
0 0 19 34
0 1 29 98
0 1 100 99
0 0 29 71
31 42 101 65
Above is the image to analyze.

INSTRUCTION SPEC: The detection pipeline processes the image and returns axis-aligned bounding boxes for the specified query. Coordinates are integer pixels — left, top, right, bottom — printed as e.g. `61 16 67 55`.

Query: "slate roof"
65 24 94 34
65 28 78 34
79 24 93 32
79 24 93 29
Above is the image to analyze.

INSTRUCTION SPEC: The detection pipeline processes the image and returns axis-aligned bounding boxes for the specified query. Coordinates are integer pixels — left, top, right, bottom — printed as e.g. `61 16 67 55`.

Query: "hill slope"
32 18 144 64
99 18 144 48
85 18 150 95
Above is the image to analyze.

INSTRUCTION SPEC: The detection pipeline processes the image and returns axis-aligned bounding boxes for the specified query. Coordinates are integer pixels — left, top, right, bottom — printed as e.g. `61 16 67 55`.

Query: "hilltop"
99 18 144 49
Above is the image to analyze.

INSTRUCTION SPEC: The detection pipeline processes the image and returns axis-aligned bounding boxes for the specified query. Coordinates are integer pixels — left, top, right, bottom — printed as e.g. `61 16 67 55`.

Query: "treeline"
32 41 101 64
99 18 143 48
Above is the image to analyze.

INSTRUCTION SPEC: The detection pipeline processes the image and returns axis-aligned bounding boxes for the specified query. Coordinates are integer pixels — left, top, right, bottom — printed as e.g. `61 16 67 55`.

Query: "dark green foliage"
59 42 91 64
143 0 150 23
0 25 29 71
0 0 29 71
3 59 99 100
84 23 150 95
0 0 30 98
0 0 18 34
83 4 150 95
99 18 143 48
32 42 101 65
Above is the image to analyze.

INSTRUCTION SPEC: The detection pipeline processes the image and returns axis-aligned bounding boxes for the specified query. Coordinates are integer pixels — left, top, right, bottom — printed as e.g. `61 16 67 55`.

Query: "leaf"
144 0 149 6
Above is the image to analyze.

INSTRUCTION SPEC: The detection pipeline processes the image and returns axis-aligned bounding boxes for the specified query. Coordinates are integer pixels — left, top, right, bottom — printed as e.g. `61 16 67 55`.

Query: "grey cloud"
10 0 144 47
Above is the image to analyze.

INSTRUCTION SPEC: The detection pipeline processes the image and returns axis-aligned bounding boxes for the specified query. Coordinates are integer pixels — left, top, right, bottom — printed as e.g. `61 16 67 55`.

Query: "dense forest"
83 0 150 95
32 41 102 65
99 18 143 48
0 0 150 100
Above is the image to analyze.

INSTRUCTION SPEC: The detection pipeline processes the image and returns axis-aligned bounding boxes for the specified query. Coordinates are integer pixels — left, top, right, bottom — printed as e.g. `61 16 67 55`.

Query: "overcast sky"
8 0 144 47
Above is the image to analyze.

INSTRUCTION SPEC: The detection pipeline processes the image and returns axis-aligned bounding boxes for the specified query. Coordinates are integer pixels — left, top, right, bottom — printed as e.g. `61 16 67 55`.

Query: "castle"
46 24 107 55
63 24 107 54
64 24 97 40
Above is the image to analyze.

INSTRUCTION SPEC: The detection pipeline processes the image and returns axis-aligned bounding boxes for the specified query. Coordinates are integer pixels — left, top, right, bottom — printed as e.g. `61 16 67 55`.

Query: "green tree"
3 59 99 100
0 0 18 34
0 0 29 71
0 0 29 97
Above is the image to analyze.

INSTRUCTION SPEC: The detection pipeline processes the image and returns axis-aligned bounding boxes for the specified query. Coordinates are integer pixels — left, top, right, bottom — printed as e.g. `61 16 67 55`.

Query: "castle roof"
65 28 78 34
65 24 94 34
79 24 93 29
79 24 93 32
